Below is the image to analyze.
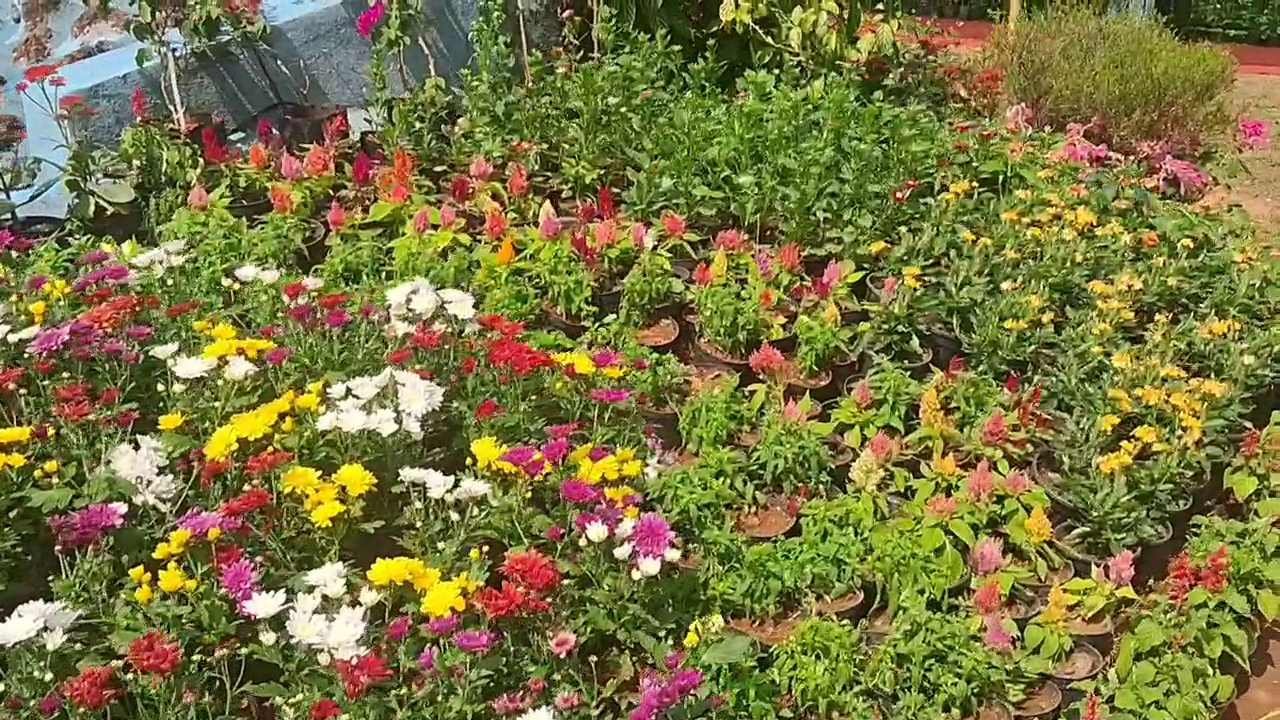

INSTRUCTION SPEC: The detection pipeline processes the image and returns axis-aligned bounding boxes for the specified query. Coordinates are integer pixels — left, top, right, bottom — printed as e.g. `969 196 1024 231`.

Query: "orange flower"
247 142 272 170
495 238 516 266
269 183 294 214
303 144 334 177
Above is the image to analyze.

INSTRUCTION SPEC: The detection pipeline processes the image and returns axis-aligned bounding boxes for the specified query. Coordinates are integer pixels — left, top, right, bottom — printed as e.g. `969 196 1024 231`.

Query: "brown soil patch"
1216 75 1280 245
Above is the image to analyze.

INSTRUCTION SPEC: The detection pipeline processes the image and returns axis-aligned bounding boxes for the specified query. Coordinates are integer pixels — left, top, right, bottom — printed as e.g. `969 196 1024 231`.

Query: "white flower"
615 519 635 539
438 288 476 320
369 408 399 437
258 268 280 284
357 587 382 608
109 436 176 508
285 607 328 648
348 370 391 401
223 356 258 381
302 276 324 291
584 521 609 543
243 590 290 620
0 614 42 647
636 556 662 577
303 562 348 599
613 543 633 560
322 605 367 660
149 342 180 360
234 264 263 283
42 627 68 651
293 591 324 616
394 371 444 419
663 548 683 563
400 467 455 499
332 408 370 433
450 478 491 501
518 706 556 720
258 629 278 647
170 355 216 379
7 325 39 343
14 600 79 631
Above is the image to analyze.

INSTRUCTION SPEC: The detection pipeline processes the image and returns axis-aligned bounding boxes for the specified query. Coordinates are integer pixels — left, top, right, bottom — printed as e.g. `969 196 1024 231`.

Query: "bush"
985 4 1236 155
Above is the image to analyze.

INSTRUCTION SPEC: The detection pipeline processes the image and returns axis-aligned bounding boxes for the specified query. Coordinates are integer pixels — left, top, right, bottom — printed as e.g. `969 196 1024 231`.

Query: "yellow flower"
1106 389 1133 413
1099 414 1121 433
1131 425 1160 445
294 392 321 411
158 413 186 431
128 565 151 584
134 584 154 604
471 436 508 471
206 527 222 541
157 562 190 593
931 454 961 477
949 179 974 195
1025 507 1052 544
1137 386 1164 406
420 580 466 618
309 500 347 528
282 466 324 496
1110 352 1132 370
468 547 481 560
0 453 27 469
333 463 377 497
192 319 212 332
902 266 923 289
621 459 644 478
28 300 47 322
206 323 238 340
304 483 340 511
1003 318 1030 332
867 240 891 257
1096 450 1134 476
41 460 59 475
280 416 296 433
577 454 621 484
0 426 33 445
1178 414 1203 446
42 279 68 299
683 627 701 648
368 557 420 587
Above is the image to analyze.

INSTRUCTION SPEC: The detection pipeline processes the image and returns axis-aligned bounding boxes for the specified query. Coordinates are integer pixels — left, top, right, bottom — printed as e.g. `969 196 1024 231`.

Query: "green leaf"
1132 660 1157 686
1258 589 1279 622
1223 471 1259 502
243 682 287 697
947 518 975 548
700 634 754 664
1114 635 1135 679
26 487 75 512
1023 623 1045 651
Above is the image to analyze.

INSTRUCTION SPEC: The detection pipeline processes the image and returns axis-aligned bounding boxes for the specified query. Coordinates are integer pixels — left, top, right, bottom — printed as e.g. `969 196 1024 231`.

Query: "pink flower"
355 0 386 38
413 207 432 233
881 276 898 302
538 210 561 239
1005 103 1034 133
588 388 630 404
1158 156 1211 199
852 379 873 408
925 494 957 518
1239 118 1270 150
660 212 686 238
781 399 805 423
966 460 994 503
1002 470 1033 495
280 152 303 180
980 411 1007 446
971 537 1006 576
469 156 495 181
187 185 209 210
867 431 894 461
352 152 374 185
973 580 1003 615
1104 550 1135 587
439 204 458 228
554 693 582 711
326 200 347 231
548 630 577 658
748 343 787 377
982 614 1014 653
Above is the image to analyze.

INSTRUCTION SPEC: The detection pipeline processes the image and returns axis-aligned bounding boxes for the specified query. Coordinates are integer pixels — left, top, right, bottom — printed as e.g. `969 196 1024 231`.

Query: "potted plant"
789 300 853 398
618 243 685 350
689 248 785 370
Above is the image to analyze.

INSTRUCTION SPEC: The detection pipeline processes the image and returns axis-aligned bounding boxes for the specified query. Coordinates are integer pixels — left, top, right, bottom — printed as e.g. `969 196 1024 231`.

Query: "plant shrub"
985 4 1236 155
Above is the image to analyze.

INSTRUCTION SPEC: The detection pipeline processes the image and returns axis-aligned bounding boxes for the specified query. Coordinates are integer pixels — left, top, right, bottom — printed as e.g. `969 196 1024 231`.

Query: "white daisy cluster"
398 466 491 502
231 264 282 286
247 562 370 662
385 279 475 336
108 435 177 508
128 240 188 275
0 599 79 650
317 368 445 438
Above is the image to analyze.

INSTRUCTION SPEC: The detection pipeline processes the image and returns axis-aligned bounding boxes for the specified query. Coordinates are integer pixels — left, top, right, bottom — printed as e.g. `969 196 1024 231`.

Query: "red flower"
748 343 787 378
220 488 273 516
1199 545 1229 593
776 243 802 273
507 163 530 197
484 209 508 240
476 398 502 420
660 212 686 238
692 262 712 286
127 631 183 677
713 229 745 251
244 450 293 476
502 549 561 593
166 300 202 318
61 666 119 710
972 580 1003 615
1240 429 1261 458
598 185 616 220
310 698 343 720
1167 552 1198 605
23 64 59 84
474 582 531 619
449 175 473 202
333 653 393 699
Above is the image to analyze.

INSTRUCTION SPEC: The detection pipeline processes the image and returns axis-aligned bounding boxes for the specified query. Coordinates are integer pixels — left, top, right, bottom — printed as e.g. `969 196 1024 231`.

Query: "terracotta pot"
1013 681 1061 718
1052 642 1105 706
783 368 835 403
865 607 894 636
736 498 799 540
727 615 801 646
1009 592 1045 625
831 442 854 484
925 325 963 370
812 588 869 622
1064 615 1116 656
692 337 753 380
1053 521 1113 579
968 702 1014 720
1022 563 1075 599
636 317 680 351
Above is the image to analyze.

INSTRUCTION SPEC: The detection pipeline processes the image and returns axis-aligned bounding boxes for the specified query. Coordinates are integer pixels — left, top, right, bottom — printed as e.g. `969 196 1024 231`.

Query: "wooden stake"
1009 0 1021 28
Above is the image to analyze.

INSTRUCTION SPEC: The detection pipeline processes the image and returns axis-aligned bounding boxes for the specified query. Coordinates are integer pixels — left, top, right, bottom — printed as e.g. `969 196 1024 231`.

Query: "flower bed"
0 8 1277 720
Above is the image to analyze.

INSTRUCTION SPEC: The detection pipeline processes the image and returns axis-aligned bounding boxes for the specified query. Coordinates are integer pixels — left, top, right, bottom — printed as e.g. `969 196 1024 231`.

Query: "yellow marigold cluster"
203 383 322 462
281 462 377 528
365 556 476 618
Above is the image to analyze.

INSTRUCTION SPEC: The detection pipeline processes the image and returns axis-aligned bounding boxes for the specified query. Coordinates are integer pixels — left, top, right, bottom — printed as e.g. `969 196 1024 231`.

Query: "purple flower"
37 693 63 717
1240 118 1271 150
264 347 292 366
629 667 703 720
77 249 110 265
125 325 153 341
591 349 622 368
427 613 460 637
982 614 1014 653
631 513 675 559
560 480 603 505
589 388 632 404
754 250 773 278
453 629 498 655
541 437 571 465
355 0 386 38
418 646 438 673
219 558 260 608
27 325 72 356
970 537 1006 576
48 502 128 548
386 615 413 642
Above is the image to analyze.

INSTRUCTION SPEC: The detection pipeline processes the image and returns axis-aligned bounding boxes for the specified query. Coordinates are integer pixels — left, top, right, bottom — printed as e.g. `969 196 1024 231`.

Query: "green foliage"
986 4 1236 155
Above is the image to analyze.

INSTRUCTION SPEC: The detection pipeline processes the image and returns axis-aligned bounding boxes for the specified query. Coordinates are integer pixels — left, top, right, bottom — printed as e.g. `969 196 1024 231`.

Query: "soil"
727 615 801 646
1209 75 1280 247
1065 615 1115 638
1009 593 1044 621
636 317 679 347
1024 563 1075 590
71 5 128 37
866 608 894 635
695 337 749 367
972 703 1013 720
1013 682 1062 718
737 504 796 539
1052 643 1103 680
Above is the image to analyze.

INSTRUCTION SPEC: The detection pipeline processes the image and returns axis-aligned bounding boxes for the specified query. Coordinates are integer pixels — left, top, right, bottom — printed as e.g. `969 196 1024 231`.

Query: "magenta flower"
545 422 581 439
982 614 1014 653
541 437 571 465
631 513 675 559
325 309 352 329
970 537 1006 576
591 349 622 368
417 646 438 673
589 388 631 404
177 508 243 536
352 151 374 185
219 558 260 610
427 614 460 636
454 629 498 655
27 325 72 356
48 502 128 548
264 347 292 366
355 0 386 38
560 480 602 505
548 630 577 658
386 615 413 642
1239 118 1271 150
